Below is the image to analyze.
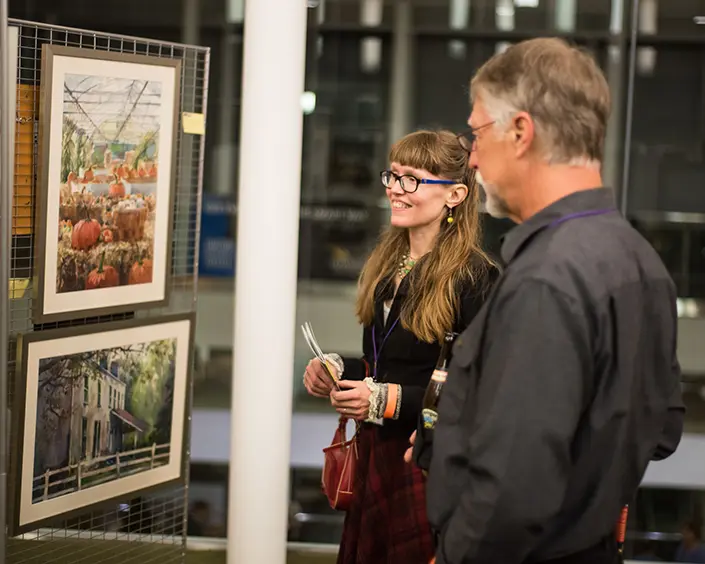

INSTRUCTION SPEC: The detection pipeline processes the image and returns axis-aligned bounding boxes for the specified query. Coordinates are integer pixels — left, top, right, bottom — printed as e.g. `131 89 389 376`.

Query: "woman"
303 129 497 564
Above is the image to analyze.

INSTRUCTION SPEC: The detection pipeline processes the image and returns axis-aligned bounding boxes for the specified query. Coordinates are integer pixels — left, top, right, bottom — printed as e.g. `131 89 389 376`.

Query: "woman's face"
386 162 454 230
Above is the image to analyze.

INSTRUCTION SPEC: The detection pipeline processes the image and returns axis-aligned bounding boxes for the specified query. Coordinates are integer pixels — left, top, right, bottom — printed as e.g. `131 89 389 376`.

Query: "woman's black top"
343 264 498 440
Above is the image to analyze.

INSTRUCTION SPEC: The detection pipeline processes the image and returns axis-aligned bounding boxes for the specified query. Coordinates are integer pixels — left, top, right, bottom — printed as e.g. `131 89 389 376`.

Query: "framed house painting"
34 45 181 323
9 313 194 535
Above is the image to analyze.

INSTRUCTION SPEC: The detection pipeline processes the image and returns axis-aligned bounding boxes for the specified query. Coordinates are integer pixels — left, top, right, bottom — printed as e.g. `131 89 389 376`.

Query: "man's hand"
404 430 417 463
303 358 337 398
330 380 371 420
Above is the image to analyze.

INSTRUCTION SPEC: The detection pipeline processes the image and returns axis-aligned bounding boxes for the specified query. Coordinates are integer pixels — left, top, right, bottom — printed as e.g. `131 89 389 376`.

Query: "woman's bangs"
388 133 441 176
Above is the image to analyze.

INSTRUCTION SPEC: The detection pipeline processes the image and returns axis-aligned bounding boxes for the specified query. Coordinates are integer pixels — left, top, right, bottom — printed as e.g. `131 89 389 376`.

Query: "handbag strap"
337 416 361 440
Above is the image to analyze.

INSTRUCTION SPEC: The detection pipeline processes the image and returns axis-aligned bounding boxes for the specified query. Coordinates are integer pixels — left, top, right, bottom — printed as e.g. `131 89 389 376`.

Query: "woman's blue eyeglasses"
380 170 455 194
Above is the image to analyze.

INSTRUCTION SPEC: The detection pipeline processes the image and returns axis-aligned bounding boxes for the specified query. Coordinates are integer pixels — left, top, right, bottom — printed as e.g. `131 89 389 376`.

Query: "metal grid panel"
5 20 209 564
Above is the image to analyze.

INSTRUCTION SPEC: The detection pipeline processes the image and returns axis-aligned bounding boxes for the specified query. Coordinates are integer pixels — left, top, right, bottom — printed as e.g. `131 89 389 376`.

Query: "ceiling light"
301 92 316 115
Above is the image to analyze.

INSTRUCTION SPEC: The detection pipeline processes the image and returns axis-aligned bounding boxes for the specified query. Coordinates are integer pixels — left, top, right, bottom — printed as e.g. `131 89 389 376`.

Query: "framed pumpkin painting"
33 45 181 323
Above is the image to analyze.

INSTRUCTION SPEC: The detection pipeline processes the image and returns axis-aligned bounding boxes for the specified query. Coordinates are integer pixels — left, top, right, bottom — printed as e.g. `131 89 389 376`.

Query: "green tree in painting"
37 338 177 451
150 356 175 445
127 339 176 445
60 117 92 183
60 117 78 183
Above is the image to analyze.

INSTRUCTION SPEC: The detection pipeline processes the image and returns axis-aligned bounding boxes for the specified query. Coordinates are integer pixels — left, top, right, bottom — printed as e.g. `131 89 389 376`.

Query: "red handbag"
321 416 359 511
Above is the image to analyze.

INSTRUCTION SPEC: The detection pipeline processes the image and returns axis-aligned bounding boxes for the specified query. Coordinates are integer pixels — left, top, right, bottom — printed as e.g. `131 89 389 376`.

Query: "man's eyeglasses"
380 170 455 194
456 120 495 153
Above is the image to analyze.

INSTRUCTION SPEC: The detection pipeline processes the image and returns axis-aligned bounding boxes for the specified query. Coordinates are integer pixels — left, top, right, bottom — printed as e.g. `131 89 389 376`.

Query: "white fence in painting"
32 443 171 501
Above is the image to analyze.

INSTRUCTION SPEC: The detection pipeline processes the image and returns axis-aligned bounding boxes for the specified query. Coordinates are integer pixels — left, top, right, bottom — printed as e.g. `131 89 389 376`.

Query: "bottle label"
422 408 439 429
431 369 447 383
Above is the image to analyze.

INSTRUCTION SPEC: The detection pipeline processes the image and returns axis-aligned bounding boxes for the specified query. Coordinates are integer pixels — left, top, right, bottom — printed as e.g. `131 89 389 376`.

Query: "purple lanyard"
371 318 400 380
548 208 615 229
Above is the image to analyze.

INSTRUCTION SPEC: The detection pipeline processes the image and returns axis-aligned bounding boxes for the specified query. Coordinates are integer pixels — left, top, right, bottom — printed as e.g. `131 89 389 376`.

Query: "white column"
495 0 515 31
227 0 307 563
215 0 245 196
215 30 237 195
182 0 200 45
637 0 657 75
448 0 470 59
602 0 626 194
554 0 577 32
360 0 383 73
388 0 413 145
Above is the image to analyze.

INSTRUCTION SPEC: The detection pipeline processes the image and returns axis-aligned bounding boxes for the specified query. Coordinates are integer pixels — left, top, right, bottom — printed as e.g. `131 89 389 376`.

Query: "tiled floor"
6 539 337 564
187 549 336 564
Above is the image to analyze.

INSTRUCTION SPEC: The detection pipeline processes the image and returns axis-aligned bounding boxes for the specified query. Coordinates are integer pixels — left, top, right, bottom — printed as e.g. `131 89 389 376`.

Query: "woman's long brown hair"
355 130 496 343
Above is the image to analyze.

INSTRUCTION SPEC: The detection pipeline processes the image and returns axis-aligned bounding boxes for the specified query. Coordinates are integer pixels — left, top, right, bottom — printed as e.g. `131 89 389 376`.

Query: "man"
674 521 705 563
418 37 685 564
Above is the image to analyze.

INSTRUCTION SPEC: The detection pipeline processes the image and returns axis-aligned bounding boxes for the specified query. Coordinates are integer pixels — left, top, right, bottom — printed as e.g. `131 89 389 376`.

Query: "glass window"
415 37 610 133
412 0 615 33
625 43 705 298
293 29 394 412
643 0 705 37
81 416 88 459
626 487 705 562
314 0 395 27
187 463 228 538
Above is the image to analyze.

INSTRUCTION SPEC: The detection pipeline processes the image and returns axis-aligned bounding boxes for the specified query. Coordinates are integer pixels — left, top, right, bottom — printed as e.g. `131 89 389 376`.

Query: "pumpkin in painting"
86 251 119 289
117 165 132 180
109 180 125 198
129 257 153 285
102 229 114 243
71 218 100 250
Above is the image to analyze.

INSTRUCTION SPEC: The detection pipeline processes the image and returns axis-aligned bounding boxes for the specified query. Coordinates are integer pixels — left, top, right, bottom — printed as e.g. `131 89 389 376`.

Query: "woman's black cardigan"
341 267 497 439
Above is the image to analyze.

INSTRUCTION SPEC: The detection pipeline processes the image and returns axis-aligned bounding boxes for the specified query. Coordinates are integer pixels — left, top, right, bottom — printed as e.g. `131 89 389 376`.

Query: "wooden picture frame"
8 313 195 535
34 45 181 323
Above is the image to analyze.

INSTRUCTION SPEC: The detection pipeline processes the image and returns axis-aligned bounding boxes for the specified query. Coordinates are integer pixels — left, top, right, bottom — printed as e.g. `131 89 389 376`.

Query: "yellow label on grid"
182 112 205 135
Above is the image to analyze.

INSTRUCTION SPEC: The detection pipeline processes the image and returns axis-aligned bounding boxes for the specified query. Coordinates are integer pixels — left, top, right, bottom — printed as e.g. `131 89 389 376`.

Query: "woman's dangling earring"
446 207 454 224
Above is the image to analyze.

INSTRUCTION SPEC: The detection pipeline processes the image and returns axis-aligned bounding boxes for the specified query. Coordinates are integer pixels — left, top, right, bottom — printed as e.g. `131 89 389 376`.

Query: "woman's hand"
404 430 416 464
303 358 337 398
330 380 371 420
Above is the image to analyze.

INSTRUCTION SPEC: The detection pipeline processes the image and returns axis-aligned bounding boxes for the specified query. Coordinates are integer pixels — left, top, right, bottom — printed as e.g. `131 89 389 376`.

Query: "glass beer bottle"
421 331 456 430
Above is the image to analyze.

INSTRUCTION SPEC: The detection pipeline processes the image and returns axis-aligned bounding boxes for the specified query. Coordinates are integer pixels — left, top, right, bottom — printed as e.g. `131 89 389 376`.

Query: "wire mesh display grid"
4 20 209 564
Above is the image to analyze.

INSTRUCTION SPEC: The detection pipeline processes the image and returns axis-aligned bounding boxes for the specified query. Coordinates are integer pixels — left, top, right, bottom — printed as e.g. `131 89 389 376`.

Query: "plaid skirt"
337 424 435 564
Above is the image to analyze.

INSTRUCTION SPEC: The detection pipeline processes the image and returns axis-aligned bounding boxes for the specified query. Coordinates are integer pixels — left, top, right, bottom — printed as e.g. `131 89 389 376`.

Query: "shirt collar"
500 187 617 264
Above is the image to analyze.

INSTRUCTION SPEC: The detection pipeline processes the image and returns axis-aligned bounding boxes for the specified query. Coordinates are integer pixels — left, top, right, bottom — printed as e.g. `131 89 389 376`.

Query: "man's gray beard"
476 171 510 219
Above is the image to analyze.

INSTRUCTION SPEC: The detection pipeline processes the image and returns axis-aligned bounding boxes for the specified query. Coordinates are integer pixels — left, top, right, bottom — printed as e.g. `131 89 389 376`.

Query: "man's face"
475 170 510 219
467 99 513 219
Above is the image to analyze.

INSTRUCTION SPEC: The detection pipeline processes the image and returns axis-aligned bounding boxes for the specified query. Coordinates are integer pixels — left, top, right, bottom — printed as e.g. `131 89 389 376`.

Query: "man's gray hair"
470 37 610 168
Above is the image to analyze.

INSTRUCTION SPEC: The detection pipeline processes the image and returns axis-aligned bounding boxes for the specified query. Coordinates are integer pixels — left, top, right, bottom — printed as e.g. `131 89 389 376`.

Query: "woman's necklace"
398 252 417 280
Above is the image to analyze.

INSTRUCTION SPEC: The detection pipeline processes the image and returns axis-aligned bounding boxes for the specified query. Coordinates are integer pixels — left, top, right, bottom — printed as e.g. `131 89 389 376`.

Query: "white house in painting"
34 355 147 478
